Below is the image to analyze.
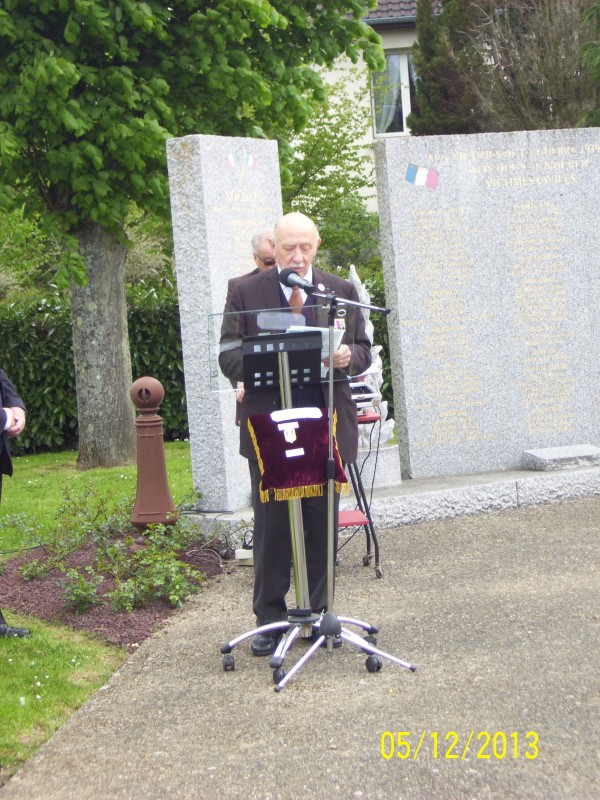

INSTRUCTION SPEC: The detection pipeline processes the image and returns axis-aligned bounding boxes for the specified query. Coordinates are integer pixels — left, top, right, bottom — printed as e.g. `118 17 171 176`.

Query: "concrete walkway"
2 495 600 799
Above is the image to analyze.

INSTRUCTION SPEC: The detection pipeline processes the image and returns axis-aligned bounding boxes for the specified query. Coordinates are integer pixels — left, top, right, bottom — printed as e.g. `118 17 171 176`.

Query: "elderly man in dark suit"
0 368 30 637
219 212 371 655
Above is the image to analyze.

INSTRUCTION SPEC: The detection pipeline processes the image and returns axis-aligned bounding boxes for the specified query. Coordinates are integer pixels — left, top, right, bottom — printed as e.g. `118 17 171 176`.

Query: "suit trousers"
248 459 339 626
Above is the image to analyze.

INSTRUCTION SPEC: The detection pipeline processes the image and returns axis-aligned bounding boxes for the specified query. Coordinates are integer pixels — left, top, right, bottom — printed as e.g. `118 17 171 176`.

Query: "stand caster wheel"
222 654 235 671
273 668 286 685
366 655 382 673
362 554 372 567
375 565 384 579
364 635 377 646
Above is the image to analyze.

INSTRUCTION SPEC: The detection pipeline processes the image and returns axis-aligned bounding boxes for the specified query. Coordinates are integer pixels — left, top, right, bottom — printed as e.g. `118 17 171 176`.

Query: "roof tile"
364 0 417 19
364 1 442 22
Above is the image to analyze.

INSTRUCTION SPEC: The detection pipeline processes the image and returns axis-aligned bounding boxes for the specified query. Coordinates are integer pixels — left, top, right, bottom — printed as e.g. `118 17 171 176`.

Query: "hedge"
0 278 188 455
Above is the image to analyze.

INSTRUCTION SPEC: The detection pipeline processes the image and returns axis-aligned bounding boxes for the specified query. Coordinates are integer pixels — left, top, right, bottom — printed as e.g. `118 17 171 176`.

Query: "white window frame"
371 51 416 137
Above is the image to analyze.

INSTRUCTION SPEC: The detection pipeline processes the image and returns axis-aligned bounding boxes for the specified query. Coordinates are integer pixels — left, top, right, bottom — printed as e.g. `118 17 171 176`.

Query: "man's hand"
323 344 352 371
7 407 26 437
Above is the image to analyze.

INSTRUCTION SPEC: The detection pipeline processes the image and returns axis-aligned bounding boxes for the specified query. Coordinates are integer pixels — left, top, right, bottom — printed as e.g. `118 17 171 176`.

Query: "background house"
316 3 426 212
364 1 444 137
365 0 420 137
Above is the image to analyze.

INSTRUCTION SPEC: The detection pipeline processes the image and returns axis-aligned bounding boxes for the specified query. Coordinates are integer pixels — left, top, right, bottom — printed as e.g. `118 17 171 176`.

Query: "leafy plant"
0 0 384 469
17 482 215 614
106 542 203 612
59 567 105 614
580 1 600 126
20 484 130 579
283 66 380 270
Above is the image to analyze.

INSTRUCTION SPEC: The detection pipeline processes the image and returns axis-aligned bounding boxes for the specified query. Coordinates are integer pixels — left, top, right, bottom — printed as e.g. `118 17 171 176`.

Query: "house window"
372 52 417 135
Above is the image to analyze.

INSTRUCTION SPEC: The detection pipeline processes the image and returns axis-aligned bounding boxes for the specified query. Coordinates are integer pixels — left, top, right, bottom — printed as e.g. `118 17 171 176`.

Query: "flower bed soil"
0 542 227 652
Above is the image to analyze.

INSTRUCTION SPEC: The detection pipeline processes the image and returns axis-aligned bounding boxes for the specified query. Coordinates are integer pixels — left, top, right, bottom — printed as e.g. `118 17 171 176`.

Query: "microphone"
278 267 317 295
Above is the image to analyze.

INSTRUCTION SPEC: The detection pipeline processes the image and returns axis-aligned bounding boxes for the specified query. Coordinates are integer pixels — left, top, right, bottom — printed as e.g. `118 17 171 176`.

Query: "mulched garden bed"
0 541 228 652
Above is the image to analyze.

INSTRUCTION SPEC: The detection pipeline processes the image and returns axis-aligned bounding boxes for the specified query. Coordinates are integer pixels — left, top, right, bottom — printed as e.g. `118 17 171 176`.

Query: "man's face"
254 238 276 272
273 217 320 278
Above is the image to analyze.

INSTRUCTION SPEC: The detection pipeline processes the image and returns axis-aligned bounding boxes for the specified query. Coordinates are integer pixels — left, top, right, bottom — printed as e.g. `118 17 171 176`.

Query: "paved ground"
2 496 600 799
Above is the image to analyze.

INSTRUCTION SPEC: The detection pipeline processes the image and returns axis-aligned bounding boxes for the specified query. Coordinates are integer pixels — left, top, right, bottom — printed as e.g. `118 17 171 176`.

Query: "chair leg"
345 462 382 577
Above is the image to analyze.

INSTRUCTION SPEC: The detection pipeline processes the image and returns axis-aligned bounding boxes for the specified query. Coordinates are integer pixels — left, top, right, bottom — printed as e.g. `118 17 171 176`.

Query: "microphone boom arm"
311 290 390 317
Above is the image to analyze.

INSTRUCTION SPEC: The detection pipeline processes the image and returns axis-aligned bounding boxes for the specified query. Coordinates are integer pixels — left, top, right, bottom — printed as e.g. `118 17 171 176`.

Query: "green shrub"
0 275 188 454
18 482 209 613
127 274 188 442
59 567 105 614
1 265 394 452
0 296 78 453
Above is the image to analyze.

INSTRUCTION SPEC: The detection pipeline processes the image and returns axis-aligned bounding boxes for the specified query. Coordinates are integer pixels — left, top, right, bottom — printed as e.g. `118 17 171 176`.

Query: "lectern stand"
220 329 329 669
217 302 415 690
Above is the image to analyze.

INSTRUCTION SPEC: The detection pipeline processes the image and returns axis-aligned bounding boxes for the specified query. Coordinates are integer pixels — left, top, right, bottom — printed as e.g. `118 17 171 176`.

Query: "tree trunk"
71 223 136 469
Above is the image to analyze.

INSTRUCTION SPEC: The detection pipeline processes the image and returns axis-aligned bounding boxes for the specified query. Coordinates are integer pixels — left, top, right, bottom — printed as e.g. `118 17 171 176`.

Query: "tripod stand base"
274 611 415 692
221 610 416 690
220 611 321 669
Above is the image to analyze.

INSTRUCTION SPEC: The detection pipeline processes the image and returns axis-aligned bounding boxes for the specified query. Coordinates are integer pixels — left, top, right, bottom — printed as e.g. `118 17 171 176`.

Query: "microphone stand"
272 290 416 691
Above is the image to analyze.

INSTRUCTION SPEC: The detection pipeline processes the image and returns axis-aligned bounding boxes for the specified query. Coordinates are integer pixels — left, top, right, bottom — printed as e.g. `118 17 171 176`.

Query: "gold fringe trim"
259 480 349 503
247 418 265 477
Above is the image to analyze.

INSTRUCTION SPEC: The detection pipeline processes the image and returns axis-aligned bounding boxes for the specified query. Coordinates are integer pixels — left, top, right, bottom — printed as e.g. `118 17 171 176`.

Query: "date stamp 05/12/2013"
380 731 540 761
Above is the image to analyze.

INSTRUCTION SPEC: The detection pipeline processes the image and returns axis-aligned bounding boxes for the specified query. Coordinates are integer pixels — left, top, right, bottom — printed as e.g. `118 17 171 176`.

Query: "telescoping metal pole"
278 350 311 624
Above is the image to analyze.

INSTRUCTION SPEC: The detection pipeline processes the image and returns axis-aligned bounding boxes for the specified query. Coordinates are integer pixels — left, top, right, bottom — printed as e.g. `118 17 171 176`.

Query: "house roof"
365 1 418 19
364 1 442 24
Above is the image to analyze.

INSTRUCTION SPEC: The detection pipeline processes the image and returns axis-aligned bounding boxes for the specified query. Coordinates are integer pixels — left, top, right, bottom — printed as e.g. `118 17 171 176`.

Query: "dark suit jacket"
0 369 26 478
224 267 260 313
219 266 371 464
225 267 262 424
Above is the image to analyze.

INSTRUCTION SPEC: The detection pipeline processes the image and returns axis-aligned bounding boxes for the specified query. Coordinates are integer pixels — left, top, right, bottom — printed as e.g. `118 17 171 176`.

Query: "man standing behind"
225 229 276 417
219 212 371 655
224 228 275 310
0 368 30 638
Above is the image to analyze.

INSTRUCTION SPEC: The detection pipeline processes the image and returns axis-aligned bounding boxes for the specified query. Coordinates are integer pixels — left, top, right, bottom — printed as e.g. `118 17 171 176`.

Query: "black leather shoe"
251 634 278 656
0 623 31 638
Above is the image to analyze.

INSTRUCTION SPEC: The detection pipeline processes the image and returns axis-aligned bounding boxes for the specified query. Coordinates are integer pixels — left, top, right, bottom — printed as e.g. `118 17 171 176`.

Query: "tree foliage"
0 206 67 296
580 1 600 125
0 0 384 467
0 0 384 276
283 66 380 269
408 0 598 135
407 0 483 135
463 0 598 132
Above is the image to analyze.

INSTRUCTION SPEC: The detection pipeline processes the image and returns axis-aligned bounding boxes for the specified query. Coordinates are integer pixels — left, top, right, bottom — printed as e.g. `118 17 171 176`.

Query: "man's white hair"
251 229 275 255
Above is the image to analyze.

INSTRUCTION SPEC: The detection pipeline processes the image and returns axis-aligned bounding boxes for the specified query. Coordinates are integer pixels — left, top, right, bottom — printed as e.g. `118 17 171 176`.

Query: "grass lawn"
0 441 196 561
0 613 126 786
0 441 195 786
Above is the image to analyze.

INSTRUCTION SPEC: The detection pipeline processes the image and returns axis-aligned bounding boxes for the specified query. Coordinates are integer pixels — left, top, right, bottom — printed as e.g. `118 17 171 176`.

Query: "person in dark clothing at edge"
0 368 30 638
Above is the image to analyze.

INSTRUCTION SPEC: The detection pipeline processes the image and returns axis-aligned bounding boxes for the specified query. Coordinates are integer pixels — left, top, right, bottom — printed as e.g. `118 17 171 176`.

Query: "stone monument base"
522 445 600 471
185 464 600 549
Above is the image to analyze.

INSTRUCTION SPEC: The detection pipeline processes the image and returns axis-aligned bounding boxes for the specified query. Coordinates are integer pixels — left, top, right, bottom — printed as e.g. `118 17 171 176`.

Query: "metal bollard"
130 376 178 530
